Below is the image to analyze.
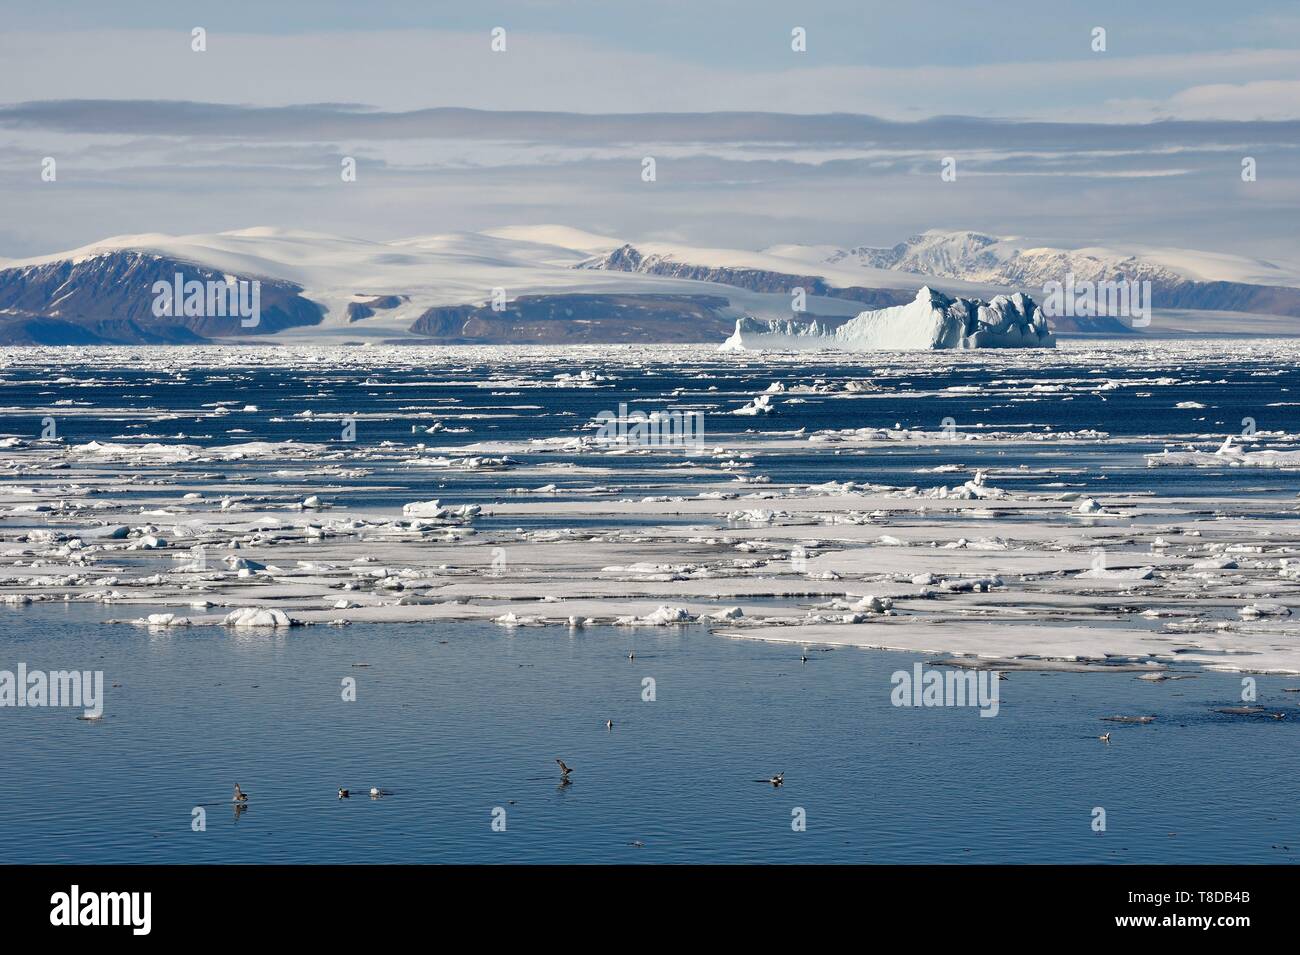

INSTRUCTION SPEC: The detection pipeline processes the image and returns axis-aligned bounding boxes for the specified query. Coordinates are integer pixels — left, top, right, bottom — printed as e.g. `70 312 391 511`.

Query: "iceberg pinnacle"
720 286 1056 351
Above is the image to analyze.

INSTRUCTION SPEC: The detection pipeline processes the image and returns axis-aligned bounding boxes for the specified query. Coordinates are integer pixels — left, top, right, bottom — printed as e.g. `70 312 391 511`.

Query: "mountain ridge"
0 226 1296 344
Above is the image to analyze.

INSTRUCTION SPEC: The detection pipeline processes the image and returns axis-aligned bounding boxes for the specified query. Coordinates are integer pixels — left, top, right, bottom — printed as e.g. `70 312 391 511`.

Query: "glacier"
720 286 1056 351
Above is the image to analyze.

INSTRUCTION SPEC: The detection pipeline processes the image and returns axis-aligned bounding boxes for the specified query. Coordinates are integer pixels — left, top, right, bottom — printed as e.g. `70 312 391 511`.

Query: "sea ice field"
0 340 1296 863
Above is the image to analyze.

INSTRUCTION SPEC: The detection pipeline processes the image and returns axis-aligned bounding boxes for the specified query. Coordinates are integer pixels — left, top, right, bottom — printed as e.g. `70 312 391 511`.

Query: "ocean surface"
3 603 1296 864
2 342 1297 503
0 343 1297 863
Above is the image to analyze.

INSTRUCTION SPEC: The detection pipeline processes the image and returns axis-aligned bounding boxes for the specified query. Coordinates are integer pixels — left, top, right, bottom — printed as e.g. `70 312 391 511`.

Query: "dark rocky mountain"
0 251 324 344
409 293 735 343
346 294 405 322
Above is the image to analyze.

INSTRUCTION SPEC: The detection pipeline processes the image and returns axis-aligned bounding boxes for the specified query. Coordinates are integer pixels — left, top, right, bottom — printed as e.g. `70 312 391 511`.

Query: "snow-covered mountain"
0 226 1296 345
0 227 697 345
721 287 1055 352
822 230 1300 288
817 230 1300 318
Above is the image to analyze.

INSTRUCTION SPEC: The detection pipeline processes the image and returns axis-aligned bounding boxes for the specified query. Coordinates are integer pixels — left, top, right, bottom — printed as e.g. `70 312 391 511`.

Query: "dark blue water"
1 603 1295 864
0 347 1296 506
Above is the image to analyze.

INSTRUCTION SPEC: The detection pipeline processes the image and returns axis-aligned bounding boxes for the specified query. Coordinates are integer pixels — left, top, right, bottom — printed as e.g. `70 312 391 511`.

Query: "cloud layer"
1 14 1297 261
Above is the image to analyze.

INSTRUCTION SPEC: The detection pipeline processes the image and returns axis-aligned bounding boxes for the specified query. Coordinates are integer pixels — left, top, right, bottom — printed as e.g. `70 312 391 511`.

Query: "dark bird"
232 783 248 803
556 759 574 778
338 788 350 798
754 772 784 787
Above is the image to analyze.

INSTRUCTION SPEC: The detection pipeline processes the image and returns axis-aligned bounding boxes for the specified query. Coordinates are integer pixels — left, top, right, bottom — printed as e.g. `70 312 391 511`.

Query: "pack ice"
720 286 1056 351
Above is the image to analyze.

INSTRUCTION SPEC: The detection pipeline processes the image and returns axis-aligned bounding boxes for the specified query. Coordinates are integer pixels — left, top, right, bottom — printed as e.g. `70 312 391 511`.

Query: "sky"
1 1 1298 261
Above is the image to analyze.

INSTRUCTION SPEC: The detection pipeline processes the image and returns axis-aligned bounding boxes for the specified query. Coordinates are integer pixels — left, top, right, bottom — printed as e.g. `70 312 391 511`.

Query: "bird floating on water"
338 788 350 798
605 719 613 731
753 772 784 787
628 651 635 660
1099 733 1111 743
233 783 248 803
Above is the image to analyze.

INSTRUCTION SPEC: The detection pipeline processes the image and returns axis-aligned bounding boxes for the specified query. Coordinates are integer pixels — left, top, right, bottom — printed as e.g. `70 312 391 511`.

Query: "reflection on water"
0 604 1295 864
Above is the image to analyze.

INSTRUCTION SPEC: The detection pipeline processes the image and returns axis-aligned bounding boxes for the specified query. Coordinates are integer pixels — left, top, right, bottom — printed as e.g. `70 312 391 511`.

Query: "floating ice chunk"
213 441 328 460
1077 565 1155 581
1239 602 1291 619
223 607 295 627
851 595 894 614
224 556 267 572
727 509 786 523
734 394 776 416
616 606 698 626
142 613 191 627
644 605 696 625
707 607 744 620
1147 434 1300 468
72 441 202 463
86 525 131 540
940 576 1002 592
401 500 481 519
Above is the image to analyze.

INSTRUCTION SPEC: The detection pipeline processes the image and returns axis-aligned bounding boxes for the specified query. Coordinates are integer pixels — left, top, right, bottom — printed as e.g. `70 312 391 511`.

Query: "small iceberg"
223 607 297 628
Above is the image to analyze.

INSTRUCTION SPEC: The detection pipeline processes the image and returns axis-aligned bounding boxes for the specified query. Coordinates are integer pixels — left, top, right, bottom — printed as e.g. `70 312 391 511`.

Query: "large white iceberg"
720 286 1055 351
